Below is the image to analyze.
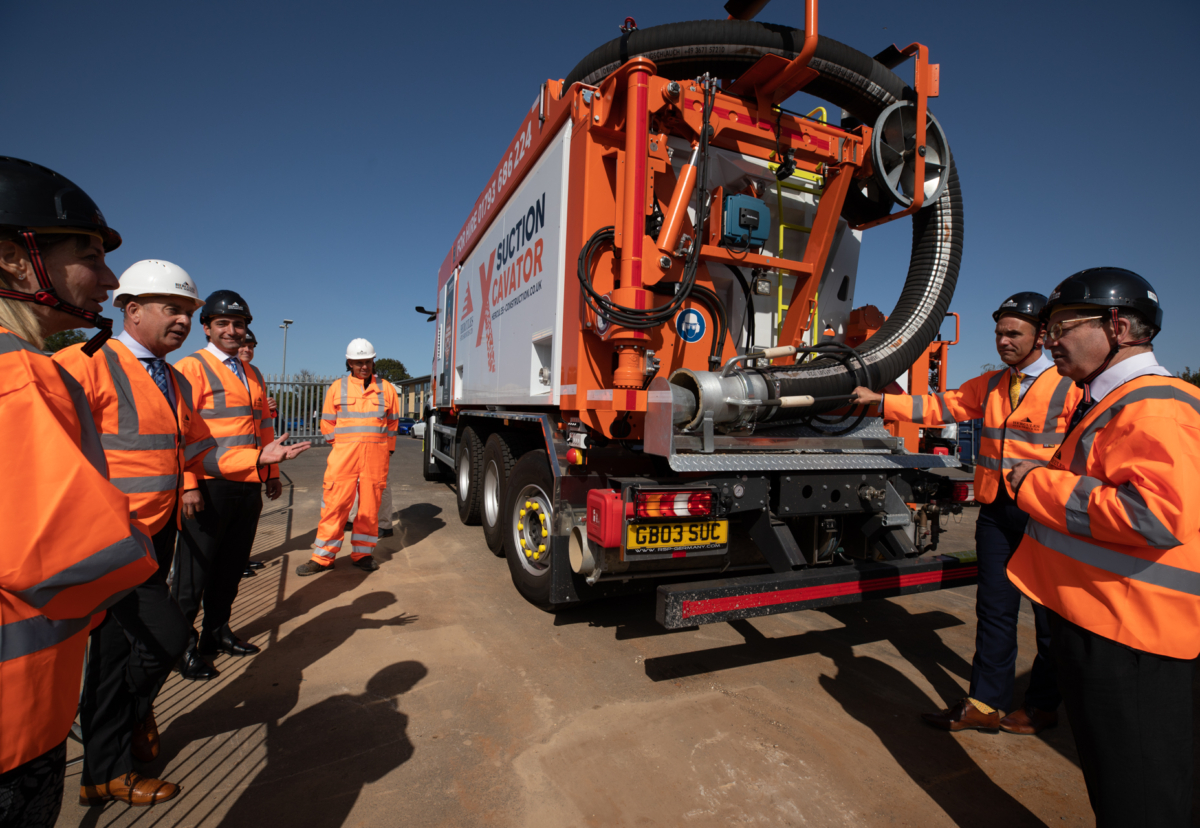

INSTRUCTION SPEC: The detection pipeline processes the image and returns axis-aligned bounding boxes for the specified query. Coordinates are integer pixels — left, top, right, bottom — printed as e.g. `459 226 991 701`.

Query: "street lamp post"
280 319 294 378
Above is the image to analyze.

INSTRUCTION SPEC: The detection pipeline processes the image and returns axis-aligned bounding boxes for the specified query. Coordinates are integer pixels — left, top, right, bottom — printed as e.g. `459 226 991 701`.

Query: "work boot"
177 647 219 681
131 710 159 763
379 527 394 538
295 560 333 577
80 772 180 806
246 560 265 570
353 556 380 572
240 566 257 579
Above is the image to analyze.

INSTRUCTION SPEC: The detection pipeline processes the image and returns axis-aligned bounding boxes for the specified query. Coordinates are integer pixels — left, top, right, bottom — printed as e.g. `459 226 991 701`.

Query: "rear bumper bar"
656 555 978 628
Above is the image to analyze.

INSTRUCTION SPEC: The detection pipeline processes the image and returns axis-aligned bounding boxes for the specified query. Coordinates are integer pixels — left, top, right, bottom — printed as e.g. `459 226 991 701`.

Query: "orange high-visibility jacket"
0 327 157 773
882 365 1081 503
320 375 400 452
175 348 277 485
54 340 220 536
1008 376 1200 659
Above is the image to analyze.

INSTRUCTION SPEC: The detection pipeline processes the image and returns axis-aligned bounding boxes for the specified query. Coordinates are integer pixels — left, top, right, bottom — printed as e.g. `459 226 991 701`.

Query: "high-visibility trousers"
312 441 389 566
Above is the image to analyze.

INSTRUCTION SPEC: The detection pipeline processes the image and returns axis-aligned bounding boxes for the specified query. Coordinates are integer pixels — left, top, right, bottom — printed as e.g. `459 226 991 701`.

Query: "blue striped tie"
143 358 172 403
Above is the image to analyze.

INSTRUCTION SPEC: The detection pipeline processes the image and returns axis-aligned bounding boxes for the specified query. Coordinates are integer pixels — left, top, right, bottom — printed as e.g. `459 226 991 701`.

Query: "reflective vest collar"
191 348 262 421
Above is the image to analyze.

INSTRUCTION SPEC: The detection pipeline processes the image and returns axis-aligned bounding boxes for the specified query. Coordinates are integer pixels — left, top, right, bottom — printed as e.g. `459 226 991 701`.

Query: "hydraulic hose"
565 21 964 415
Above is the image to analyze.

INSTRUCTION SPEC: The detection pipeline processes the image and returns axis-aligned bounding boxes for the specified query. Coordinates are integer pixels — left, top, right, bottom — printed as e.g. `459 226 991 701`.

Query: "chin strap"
0 230 113 356
1075 307 1156 402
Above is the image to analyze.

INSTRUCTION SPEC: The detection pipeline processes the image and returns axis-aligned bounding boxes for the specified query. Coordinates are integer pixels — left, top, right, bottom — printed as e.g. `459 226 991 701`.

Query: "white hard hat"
346 338 376 359
114 260 202 310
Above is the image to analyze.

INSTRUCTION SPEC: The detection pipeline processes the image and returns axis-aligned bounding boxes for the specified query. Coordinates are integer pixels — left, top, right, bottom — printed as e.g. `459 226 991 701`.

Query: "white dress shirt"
117 330 175 407
205 342 249 389
1086 351 1172 405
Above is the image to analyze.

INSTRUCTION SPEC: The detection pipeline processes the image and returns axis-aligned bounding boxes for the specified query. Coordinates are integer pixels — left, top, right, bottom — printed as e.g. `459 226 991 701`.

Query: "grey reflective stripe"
202 406 253 419
174 370 194 410
351 533 377 543
933 393 953 423
0 331 43 356
1065 476 1104 538
313 549 337 559
262 418 276 429
1027 520 1200 596
1071 383 1200 476
977 455 1046 471
337 411 386 419
216 435 257 448
315 538 343 548
910 396 924 424
321 414 337 422
182 354 244 421
203 434 259 475
1043 375 1073 433
983 426 1064 446
111 474 181 494
386 413 401 421
55 364 109 477
96 345 178 455
331 425 389 436
352 546 373 554
985 371 1005 397
1117 483 1182 549
12 530 150 610
0 615 90 664
185 436 217 461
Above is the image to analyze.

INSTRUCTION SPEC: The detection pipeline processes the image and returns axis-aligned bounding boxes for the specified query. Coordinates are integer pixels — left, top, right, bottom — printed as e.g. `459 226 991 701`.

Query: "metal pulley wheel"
870 101 950 207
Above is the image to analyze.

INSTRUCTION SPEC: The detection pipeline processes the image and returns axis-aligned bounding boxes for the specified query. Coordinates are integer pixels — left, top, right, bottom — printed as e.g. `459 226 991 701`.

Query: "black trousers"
79 516 191 786
174 478 262 638
969 489 1059 711
1050 611 1194 828
0 741 64 828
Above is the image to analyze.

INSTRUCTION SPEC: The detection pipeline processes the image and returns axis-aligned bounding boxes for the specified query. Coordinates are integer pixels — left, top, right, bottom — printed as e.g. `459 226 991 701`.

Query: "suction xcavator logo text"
676 309 706 343
475 193 548 373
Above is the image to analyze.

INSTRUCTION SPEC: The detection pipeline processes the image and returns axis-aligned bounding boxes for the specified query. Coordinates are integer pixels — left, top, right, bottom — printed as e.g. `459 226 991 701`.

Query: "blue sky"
4 0 1197 384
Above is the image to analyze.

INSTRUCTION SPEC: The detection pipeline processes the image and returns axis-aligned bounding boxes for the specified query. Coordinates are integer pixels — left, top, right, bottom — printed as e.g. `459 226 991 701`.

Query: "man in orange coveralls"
296 337 399 575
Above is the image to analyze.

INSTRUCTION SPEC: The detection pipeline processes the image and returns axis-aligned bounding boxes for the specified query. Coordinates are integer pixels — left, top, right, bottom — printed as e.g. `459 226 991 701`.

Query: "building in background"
394 375 431 418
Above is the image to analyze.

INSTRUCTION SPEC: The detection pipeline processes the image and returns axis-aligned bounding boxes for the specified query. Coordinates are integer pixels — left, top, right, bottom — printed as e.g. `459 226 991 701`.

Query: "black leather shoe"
177 648 219 681
246 560 265 570
240 566 257 578
198 626 260 657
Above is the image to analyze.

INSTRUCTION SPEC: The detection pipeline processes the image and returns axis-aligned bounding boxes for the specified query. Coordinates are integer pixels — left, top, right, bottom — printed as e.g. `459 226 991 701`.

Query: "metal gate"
263 373 340 445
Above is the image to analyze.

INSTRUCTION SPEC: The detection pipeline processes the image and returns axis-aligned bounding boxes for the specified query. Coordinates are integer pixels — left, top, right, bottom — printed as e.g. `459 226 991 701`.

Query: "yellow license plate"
626 520 728 552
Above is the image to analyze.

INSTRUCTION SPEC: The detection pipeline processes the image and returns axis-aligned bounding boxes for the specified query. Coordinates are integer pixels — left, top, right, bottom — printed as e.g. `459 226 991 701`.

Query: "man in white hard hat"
53 260 309 806
297 338 399 575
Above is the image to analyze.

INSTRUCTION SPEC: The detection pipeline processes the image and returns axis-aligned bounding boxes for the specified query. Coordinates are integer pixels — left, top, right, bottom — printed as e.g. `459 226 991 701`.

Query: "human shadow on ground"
219 660 426 828
370 502 445 565
162 592 418 758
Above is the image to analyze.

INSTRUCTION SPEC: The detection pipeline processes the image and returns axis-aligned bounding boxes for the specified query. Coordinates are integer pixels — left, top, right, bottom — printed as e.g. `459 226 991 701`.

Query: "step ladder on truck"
419 0 976 629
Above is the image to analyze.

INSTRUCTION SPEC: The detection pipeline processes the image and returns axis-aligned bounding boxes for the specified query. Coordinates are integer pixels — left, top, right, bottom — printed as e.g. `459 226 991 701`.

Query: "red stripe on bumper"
680 566 978 619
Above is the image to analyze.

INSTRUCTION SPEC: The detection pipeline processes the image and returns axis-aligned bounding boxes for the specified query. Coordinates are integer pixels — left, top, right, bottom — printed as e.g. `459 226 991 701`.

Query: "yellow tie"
1009 371 1024 409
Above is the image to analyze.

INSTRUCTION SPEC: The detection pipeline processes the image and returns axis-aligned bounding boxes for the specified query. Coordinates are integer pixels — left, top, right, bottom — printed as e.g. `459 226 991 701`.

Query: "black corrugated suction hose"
564 21 964 413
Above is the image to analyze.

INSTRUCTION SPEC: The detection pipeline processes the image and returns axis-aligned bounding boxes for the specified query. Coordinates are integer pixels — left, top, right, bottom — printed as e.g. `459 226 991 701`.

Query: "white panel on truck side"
455 123 570 406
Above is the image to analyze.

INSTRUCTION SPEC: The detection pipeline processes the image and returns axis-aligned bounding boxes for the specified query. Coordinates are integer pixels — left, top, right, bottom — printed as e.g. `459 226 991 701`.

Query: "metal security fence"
264 373 341 445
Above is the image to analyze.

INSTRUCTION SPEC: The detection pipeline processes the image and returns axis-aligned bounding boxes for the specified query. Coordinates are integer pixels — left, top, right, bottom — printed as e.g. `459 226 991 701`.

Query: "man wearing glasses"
853 292 1081 734
1007 268 1197 827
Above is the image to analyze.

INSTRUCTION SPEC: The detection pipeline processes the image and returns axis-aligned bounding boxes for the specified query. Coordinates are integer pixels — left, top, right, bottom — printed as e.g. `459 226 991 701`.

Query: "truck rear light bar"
634 489 713 518
950 481 973 503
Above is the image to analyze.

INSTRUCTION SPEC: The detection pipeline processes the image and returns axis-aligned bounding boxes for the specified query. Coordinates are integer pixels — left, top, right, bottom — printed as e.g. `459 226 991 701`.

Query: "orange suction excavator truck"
421 1 973 628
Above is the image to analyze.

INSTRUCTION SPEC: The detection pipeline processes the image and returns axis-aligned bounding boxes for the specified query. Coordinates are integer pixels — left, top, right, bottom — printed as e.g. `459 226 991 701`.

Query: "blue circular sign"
676 309 707 343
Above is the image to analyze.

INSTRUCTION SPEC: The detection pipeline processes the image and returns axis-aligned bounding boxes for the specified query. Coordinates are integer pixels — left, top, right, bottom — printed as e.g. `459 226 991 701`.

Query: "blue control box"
721 194 770 248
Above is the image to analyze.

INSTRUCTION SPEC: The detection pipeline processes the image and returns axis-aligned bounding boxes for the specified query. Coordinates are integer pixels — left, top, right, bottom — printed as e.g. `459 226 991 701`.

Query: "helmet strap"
1075 307 1153 399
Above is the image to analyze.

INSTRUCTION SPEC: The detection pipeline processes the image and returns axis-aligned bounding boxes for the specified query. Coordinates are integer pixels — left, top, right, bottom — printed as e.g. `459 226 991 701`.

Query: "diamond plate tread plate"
748 417 895 440
667 452 961 472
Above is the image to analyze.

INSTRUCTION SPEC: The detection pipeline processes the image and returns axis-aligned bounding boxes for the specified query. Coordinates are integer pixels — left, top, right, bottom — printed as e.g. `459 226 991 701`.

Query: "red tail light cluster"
950 482 973 503
635 489 713 518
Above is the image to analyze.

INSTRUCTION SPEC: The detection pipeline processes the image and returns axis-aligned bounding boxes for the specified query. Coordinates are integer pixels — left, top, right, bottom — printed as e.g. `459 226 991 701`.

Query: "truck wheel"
481 433 517 556
456 427 484 525
422 414 452 482
503 450 555 607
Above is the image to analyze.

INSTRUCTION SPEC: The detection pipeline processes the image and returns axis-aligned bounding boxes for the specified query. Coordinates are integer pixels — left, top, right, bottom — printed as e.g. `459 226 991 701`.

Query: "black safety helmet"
243 328 257 346
200 290 253 325
992 292 1047 324
1042 267 1162 333
0 156 122 251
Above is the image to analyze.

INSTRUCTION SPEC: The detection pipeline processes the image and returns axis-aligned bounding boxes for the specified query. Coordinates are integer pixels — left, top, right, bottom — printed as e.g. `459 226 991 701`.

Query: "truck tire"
422 414 452 482
456 426 484 525
481 433 517 556
502 450 555 607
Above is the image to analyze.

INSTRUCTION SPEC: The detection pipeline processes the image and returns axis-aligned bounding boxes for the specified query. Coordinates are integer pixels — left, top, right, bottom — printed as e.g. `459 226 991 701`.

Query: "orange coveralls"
311 375 399 566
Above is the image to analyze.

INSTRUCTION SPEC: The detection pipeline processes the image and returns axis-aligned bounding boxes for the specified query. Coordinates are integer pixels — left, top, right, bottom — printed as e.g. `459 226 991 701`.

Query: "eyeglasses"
1045 315 1103 342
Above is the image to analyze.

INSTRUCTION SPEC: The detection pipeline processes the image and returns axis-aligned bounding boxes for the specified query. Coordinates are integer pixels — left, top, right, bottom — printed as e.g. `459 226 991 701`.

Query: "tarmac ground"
54 440 1198 827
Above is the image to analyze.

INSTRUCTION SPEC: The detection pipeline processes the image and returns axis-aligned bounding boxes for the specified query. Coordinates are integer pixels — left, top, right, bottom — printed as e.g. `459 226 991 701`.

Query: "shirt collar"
205 341 241 366
115 329 158 361
1088 351 1172 404
1012 352 1053 379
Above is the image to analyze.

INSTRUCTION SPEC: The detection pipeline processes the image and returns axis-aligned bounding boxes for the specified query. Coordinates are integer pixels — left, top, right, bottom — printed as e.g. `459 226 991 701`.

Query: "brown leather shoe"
999 706 1058 735
131 710 159 763
80 772 181 806
921 698 1001 732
